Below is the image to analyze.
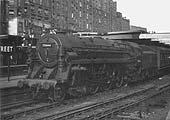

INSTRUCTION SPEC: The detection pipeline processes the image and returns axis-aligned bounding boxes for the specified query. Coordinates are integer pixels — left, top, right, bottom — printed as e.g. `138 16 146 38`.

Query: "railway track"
1 83 154 120
0 99 36 111
0 90 31 108
36 82 170 120
34 85 155 120
1 101 61 120
1 75 170 120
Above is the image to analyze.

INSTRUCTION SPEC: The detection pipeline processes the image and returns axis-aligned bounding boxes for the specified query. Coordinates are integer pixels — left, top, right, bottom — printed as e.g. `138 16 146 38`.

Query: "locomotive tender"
18 31 170 101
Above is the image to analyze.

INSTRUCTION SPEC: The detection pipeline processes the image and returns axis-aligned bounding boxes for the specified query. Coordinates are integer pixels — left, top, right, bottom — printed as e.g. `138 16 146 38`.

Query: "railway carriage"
155 47 170 75
139 45 158 79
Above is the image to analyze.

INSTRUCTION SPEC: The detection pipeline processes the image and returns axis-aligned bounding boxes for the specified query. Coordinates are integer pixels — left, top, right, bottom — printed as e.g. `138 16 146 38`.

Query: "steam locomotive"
18 31 170 101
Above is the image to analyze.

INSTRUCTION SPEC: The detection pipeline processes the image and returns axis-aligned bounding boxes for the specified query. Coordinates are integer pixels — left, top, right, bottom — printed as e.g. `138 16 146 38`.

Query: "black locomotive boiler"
18 32 170 101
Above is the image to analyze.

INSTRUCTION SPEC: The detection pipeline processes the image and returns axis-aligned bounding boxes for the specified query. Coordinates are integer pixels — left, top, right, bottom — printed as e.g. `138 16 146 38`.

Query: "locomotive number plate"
42 43 52 48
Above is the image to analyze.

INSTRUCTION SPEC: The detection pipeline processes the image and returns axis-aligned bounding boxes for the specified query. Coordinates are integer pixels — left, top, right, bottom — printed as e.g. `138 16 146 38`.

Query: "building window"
17 9 22 16
38 16 41 21
18 22 23 32
31 17 35 20
56 2 60 8
40 0 43 5
72 13 74 18
52 12 55 16
44 10 49 16
25 0 29 4
31 6 35 13
9 9 14 15
99 19 101 23
45 17 49 20
18 0 21 6
71 2 74 8
24 7 28 12
79 11 82 17
86 24 89 29
9 0 14 6
87 14 89 19
45 0 50 7
24 20 28 27
104 20 106 24
79 2 82 7
89 24 91 30
38 8 42 14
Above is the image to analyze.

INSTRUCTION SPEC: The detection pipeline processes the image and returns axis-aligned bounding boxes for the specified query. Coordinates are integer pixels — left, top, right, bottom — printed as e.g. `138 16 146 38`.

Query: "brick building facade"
0 0 8 34
2 0 51 37
0 0 131 37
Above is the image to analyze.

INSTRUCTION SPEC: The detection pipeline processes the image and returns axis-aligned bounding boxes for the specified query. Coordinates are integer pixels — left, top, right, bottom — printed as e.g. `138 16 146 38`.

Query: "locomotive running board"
71 58 136 64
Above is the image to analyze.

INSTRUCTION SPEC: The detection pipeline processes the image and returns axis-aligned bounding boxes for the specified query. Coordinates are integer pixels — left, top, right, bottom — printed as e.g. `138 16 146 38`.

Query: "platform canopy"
96 30 170 48
139 33 170 45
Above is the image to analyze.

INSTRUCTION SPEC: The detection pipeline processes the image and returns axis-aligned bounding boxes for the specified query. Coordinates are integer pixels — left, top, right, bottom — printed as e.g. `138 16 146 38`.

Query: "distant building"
115 12 122 31
51 0 68 30
121 17 130 31
0 0 8 34
2 0 51 37
1 0 131 37
130 25 147 32
115 12 130 31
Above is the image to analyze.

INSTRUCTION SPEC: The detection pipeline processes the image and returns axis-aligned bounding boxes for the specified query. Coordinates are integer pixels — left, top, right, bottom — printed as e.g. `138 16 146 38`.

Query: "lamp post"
7 51 11 81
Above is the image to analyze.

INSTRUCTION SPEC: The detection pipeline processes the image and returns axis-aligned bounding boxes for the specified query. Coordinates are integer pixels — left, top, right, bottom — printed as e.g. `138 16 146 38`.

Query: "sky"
115 0 170 33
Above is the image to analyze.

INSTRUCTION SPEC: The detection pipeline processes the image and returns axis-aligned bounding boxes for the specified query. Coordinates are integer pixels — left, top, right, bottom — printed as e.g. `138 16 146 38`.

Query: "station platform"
0 75 26 89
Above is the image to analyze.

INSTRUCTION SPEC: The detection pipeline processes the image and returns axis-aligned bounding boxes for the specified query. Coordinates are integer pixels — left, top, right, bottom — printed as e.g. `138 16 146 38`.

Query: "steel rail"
35 85 154 120
0 64 27 68
0 91 30 109
1 99 36 111
37 83 170 120
1 85 154 120
1 91 27 98
93 83 170 120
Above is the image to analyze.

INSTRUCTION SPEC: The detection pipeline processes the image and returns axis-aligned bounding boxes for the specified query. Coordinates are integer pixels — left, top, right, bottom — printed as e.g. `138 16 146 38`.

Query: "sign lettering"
0 46 13 52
